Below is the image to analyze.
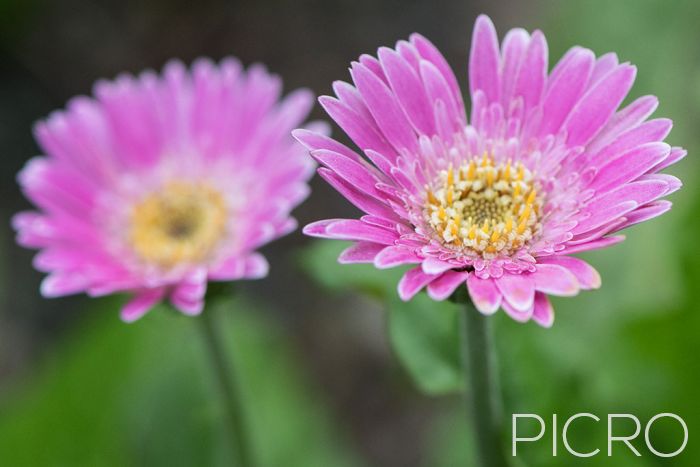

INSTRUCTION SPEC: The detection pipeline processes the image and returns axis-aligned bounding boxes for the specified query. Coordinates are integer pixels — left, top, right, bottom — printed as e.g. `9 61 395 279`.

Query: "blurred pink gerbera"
14 59 319 322
300 15 683 327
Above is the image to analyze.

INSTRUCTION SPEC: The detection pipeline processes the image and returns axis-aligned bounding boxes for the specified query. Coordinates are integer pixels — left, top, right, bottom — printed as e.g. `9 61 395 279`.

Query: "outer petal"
120 288 166 323
421 256 456 274
540 48 594 135
496 273 535 312
318 96 396 157
378 47 435 135
513 30 548 112
398 266 438 301
374 245 422 268
339 242 385 264
501 298 534 322
531 263 579 296
350 62 418 152
469 15 501 103
499 28 529 107
538 256 601 289
561 235 625 255
466 274 502 315
532 293 554 328
171 268 208 316
427 271 469 301
40 273 89 298
563 64 637 146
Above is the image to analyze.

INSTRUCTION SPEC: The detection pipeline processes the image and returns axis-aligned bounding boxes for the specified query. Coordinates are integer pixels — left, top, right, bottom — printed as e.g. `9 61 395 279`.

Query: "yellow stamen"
423 153 543 258
129 180 228 269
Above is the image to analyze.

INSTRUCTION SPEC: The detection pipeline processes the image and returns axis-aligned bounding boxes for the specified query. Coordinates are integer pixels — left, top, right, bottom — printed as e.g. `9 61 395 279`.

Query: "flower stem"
461 301 509 467
199 306 253 467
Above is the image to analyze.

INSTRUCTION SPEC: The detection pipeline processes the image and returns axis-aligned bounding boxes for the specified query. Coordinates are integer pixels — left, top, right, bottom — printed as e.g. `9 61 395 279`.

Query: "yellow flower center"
424 153 543 257
129 181 228 269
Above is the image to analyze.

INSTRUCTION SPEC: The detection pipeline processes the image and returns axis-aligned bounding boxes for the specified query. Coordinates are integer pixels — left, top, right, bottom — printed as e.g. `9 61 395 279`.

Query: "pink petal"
410 33 464 113
532 293 554 328
587 95 659 154
398 266 438 301
358 54 389 83
564 64 636 146
532 263 579 296
333 80 375 122
304 219 398 245
590 52 619 85
378 47 435 135
540 48 594 135
650 146 686 173
617 200 672 230
427 271 469 301
242 253 269 279
584 179 671 214
420 60 462 130
572 200 637 235
338 242 385 264
374 245 422 268
589 118 673 168
590 142 670 194
499 28 529 107
561 235 625 254
421 256 456 274
171 269 208 316
538 256 601 289
502 298 534 323
120 288 166 323
513 30 548 112
466 274 502 315
292 128 364 164
496 273 535 312
326 219 398 245
170 295 204 316
318 96 396 158
311 149 382 198
350 62 418 152
469 15 501 103
317 168 398 221
40 273 89 298
303 219 339 237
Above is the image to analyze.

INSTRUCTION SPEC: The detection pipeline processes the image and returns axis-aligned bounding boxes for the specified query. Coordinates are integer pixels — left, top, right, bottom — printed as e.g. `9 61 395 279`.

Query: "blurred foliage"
301 240 463 395
0 297 361 467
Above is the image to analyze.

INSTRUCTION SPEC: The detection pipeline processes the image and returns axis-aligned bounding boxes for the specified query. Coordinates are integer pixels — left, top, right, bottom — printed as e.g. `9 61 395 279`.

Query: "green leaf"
301 239 463 395
388 294 464 395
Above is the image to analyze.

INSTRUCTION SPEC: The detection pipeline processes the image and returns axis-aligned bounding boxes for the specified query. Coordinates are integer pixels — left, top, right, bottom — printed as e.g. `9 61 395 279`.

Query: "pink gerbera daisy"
300 15 683 327
14 58 319 322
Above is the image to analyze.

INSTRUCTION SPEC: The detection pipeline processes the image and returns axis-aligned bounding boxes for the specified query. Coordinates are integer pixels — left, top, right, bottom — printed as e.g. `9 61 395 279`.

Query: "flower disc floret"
425 153 542 258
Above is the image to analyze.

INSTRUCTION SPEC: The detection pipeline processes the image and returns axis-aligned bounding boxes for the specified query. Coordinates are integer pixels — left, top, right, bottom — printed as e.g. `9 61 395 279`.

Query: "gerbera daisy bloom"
14 58 319 322
300 15 683 327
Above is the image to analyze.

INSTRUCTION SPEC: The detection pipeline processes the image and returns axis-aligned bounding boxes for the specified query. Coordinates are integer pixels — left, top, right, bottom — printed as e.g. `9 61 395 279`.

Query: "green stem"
199 306 253 467
461 301 509 467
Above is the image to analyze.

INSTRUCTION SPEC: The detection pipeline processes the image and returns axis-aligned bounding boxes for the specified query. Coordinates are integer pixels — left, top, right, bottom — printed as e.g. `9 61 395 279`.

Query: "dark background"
1 0 698 466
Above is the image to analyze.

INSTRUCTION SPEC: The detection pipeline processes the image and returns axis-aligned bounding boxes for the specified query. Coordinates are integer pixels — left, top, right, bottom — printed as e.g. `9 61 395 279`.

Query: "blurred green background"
0 0 697 465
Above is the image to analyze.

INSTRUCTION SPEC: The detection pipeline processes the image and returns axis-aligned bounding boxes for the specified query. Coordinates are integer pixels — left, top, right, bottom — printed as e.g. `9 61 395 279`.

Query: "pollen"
424 154 543 258
129 181 228 269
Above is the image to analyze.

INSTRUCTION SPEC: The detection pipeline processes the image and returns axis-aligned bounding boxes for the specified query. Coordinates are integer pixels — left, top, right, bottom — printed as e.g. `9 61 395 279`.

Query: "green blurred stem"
199 306 253 467
461 301 509 467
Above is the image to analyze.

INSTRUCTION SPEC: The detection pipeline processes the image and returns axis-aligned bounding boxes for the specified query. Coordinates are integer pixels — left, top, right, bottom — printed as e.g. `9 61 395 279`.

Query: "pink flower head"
300 15 683 327
14 58 320 322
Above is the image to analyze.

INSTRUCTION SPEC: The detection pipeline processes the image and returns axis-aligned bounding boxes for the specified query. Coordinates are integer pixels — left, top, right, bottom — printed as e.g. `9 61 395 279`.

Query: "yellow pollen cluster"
129 181 228 269
424 153 543 257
